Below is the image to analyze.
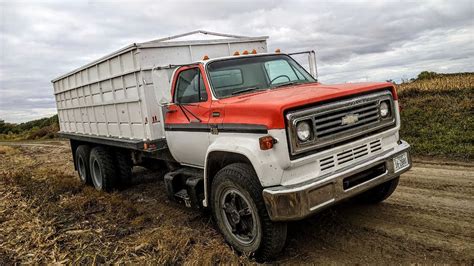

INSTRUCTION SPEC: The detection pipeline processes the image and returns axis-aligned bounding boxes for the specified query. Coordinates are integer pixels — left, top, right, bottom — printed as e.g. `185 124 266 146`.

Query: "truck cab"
53 31 411 261
162 52 411 259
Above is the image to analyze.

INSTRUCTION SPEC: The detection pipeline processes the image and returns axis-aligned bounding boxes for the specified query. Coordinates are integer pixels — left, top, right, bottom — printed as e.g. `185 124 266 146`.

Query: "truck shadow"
128 166 385 262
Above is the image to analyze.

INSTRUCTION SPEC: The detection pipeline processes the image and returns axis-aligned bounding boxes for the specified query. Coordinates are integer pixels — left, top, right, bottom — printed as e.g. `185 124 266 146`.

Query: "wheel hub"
220 189 257 244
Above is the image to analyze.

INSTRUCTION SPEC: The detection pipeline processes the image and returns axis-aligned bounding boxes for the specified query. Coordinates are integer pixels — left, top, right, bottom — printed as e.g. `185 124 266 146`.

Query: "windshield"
207 54 316 98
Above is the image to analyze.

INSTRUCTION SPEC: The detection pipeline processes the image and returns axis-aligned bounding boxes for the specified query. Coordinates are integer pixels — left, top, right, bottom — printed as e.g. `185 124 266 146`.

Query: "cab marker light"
259 136 278 150
233 51 240 56
251 49 257 54
203 55 209 60
275 48 281 53
242 50 249 55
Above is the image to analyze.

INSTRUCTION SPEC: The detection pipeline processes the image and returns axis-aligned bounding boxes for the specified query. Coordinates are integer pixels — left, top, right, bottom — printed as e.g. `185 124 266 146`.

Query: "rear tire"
211 163 287 262
115 149 133 187
75 145 91 185
357 177 400 204
89 146 116 192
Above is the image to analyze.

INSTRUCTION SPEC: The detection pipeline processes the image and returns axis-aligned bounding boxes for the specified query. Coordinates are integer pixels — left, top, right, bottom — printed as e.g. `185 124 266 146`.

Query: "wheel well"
206 151 255 195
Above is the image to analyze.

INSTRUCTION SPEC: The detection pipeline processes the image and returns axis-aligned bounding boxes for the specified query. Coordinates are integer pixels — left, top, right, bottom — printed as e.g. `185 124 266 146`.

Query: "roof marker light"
251 49 257 54
242 50 249 55
233 51 240 56
203 55 209 60
275 48 281 53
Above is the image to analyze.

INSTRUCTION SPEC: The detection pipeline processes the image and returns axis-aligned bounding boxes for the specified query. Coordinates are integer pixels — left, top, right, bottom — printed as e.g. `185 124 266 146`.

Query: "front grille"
319 139 382 172
314 101 380 138
287 90 396 157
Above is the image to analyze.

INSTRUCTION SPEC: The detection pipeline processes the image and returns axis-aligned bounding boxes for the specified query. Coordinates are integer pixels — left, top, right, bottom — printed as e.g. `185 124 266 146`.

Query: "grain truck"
52 30 412 260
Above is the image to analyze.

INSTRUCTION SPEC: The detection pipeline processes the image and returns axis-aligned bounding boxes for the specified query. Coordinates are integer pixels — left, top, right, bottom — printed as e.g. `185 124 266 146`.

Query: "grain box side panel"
53 49 149 141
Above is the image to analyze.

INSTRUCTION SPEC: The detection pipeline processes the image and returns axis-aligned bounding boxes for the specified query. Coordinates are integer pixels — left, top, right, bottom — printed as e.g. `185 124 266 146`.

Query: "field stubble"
0 142 473 264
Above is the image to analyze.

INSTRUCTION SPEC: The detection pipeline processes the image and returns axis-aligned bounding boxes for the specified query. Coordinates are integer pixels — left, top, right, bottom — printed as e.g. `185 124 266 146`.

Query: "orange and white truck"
52 31 411 260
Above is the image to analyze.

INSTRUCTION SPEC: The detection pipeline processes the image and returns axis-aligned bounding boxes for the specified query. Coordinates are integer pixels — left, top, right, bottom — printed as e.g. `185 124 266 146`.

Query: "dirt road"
0 141 473 264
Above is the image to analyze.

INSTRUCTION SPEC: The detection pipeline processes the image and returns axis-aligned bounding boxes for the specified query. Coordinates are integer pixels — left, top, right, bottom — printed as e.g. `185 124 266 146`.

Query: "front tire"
211 163 287 262
357 177 400 204
89 146 116 192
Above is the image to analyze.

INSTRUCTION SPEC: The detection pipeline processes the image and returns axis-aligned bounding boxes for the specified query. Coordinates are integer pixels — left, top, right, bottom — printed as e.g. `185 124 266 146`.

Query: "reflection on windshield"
207 55 316 98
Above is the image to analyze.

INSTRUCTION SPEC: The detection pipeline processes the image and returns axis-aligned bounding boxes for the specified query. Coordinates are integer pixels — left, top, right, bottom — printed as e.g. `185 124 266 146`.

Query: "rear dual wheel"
74 145 132 192
75 145 91 184
89 146 116 192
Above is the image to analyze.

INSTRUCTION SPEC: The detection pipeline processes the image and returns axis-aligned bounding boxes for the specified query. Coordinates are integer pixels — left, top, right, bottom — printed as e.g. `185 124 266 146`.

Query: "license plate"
393 152 409 173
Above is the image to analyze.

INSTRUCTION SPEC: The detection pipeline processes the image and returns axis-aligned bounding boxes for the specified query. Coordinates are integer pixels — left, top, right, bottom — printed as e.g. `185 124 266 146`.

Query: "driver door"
164 66 211 167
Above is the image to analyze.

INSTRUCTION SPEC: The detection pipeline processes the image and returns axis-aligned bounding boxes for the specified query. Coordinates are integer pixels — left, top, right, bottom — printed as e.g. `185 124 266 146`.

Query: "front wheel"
211 163 287 262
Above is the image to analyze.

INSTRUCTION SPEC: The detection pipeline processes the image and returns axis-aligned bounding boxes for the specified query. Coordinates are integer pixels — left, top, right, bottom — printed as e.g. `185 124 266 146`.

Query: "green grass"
399 87 473 161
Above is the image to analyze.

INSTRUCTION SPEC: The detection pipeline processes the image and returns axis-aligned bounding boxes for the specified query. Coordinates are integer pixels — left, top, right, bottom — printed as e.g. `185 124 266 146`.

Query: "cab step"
164 168 204 209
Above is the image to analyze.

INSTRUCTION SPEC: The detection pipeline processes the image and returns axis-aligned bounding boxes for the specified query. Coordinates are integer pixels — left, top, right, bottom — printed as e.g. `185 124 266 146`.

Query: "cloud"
0 0 472 122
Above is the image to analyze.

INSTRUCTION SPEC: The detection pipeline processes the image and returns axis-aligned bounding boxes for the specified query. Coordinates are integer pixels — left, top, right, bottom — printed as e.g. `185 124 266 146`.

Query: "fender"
202 132 288 207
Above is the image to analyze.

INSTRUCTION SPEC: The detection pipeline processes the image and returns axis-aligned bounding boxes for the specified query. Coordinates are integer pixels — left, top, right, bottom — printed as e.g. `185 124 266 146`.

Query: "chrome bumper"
262 140 412 221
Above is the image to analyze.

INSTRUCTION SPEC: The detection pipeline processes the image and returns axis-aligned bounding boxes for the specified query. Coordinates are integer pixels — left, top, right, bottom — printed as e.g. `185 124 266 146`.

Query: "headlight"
296 121 311 141
379 101 390 118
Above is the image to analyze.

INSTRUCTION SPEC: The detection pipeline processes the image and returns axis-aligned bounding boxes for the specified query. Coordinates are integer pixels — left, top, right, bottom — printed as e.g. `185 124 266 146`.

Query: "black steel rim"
220 188 258 245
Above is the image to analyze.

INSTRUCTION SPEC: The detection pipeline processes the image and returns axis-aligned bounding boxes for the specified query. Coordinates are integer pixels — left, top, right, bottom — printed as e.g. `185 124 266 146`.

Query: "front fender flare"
202 135 284 207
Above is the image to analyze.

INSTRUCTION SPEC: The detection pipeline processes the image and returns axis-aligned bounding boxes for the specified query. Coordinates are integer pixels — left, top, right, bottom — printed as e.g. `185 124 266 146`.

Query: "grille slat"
319 139 383 172
315 101 376 118
316 116 379 136
314 103 377 124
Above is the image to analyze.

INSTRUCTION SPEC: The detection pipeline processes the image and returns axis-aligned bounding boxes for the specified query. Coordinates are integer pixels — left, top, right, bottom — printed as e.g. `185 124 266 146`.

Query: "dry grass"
396 73 474 93
0 146 17 155
396 73 473 160
0 144 245 264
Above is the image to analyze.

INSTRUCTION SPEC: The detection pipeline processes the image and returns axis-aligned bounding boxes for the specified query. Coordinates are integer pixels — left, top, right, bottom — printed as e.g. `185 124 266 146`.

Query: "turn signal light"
259 136 277 150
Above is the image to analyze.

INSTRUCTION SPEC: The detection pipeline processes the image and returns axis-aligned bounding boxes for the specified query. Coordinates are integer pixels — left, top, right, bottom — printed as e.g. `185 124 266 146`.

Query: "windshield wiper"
231 86 261 95
273 81 300 88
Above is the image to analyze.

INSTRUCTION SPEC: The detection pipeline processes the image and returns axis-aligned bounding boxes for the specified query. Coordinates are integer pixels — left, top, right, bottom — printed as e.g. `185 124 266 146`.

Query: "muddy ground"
0 140 473 264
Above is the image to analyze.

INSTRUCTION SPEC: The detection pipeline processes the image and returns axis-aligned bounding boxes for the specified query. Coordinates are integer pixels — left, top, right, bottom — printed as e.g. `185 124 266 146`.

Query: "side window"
264 59 301 84
175 68 208 104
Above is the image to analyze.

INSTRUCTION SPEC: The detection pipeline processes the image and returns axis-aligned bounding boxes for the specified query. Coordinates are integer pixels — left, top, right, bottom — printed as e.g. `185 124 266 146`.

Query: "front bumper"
262 140 412 221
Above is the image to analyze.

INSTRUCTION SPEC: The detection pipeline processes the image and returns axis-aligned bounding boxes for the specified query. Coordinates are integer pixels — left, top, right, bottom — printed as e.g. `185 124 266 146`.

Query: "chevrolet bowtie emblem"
341 114 359 125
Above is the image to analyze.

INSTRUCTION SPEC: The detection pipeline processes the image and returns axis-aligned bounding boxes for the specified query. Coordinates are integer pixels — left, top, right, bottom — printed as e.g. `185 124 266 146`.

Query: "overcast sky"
0 0 473 123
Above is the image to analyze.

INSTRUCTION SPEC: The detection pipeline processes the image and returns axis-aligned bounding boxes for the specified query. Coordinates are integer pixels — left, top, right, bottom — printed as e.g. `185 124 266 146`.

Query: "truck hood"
216 82 397 129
